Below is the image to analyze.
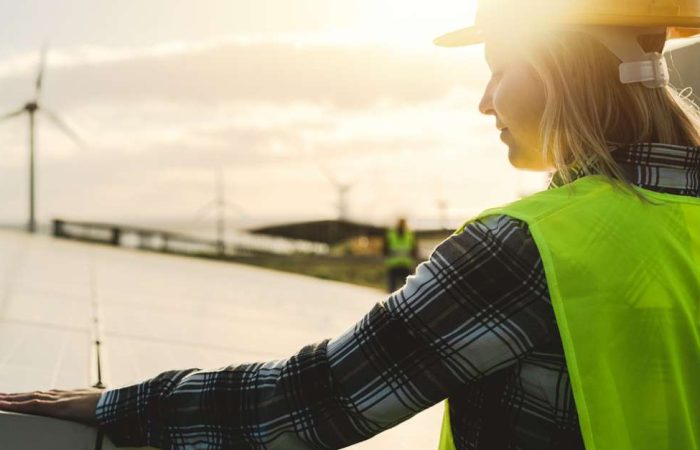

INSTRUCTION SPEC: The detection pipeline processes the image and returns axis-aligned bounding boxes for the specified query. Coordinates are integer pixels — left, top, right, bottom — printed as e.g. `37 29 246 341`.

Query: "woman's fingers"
0 388 99 401
0 391 58 402
0 388 103 425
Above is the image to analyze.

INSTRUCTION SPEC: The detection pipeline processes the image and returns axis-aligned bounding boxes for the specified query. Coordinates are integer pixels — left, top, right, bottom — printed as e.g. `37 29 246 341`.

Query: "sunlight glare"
337 0 478 48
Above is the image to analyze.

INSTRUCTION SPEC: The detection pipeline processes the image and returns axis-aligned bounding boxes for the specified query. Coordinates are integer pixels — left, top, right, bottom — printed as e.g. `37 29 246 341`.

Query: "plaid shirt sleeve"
95 215 555 449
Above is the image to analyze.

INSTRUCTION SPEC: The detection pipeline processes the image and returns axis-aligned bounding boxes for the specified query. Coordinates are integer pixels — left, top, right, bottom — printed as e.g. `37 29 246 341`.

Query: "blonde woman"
2 0 700 448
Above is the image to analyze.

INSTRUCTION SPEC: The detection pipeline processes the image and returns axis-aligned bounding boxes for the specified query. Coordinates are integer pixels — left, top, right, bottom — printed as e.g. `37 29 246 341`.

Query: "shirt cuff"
95 369 197 448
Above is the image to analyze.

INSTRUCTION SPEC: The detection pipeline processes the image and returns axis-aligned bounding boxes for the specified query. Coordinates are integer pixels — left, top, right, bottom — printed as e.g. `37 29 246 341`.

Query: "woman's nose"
479 88 495 116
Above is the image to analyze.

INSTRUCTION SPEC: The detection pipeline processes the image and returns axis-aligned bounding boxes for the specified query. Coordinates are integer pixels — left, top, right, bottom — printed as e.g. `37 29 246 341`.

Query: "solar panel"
0 230 441 449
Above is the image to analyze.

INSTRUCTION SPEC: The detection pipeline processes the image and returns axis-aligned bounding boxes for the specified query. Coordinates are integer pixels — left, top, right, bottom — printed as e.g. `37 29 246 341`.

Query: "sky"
0 0 548 232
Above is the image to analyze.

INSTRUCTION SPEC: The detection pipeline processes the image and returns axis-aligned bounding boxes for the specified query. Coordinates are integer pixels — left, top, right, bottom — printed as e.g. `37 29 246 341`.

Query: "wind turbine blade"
226 202 246 216
304 141 343 187
317 161 339 187
347 170 367 189
35 45 48 100
0 107 26 123
42 108 86 148
191 199 217 224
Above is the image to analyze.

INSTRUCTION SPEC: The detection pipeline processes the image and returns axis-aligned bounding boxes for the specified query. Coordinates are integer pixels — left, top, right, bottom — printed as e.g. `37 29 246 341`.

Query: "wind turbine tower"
216 168 226 254
437 199 449 230
335 182 354 221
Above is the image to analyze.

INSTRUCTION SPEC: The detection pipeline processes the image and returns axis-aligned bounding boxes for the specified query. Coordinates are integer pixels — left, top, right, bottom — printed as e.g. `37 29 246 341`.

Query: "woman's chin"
507 146 549 171
507 146 528 168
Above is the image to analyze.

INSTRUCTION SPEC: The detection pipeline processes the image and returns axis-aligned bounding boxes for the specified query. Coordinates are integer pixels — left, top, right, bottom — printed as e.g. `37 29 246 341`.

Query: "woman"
2 0 700 448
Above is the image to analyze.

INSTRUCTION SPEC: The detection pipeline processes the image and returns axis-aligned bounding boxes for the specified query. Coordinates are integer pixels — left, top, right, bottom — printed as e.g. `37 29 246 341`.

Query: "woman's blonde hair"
524 29 700 187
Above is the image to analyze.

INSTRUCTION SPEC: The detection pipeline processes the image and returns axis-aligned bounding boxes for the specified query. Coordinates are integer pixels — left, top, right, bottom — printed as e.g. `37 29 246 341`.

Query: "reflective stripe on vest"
386 229 415 268
439 175 700 450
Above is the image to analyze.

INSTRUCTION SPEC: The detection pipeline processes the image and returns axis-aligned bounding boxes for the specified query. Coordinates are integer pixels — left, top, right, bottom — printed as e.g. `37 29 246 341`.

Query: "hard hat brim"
434 16 700 48
433 27 483 47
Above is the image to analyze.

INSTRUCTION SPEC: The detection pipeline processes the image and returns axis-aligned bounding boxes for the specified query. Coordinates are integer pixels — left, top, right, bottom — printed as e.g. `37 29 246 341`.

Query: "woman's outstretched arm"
1 215 557 449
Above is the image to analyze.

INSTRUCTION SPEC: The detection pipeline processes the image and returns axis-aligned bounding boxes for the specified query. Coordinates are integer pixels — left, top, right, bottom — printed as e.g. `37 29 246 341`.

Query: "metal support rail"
52 218 256 258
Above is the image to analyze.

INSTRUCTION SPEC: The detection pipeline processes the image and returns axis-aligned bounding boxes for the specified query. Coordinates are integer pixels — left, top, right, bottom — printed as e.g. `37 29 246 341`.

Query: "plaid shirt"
96 143 700 449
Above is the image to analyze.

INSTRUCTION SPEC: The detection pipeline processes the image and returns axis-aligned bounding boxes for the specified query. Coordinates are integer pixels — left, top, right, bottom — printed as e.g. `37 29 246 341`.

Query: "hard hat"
434 0 700 88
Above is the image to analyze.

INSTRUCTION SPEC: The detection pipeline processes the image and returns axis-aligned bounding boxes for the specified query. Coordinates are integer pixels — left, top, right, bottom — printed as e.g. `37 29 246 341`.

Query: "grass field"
227 254 393 291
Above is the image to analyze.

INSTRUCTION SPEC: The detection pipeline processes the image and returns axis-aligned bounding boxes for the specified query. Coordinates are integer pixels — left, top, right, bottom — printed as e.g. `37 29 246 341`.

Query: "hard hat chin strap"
619 52 668 88
569 25 670 88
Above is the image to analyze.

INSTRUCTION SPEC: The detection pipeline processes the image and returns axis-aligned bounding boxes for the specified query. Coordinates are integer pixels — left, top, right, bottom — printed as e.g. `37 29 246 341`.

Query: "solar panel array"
0 230 441 449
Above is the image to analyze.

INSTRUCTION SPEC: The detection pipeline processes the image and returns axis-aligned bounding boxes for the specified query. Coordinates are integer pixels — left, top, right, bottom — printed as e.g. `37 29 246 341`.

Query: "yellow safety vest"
386 229 415 268
440 175 700 449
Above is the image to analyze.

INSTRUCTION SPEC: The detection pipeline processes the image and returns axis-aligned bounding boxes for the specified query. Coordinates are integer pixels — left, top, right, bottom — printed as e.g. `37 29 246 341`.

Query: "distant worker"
3 0 700 449
384 217 417 292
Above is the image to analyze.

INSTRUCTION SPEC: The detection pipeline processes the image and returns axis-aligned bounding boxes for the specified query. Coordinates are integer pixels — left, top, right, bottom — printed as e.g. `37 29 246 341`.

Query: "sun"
329 0 478 48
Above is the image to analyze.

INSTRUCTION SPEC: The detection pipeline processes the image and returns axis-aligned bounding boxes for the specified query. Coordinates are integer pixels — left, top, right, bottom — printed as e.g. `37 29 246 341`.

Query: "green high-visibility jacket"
385 228 415 268
439 175 700 450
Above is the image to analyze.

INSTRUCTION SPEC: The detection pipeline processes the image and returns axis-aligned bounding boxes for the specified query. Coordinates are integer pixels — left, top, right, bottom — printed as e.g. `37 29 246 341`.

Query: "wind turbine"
190 168 246 255
317 162 359 221
0 46 84 233
298 140 360 222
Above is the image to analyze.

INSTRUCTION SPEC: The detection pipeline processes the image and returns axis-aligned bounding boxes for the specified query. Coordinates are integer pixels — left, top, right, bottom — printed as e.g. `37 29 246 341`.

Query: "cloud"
0 39 487 111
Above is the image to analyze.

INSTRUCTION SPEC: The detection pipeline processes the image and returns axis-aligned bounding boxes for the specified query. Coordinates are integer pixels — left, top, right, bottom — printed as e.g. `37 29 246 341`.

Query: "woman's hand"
0 388 103 426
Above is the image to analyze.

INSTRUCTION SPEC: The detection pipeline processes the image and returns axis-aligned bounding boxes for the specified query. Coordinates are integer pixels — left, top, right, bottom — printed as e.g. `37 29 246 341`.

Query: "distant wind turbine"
0 46 85 233
190 168 246 255
317 162 359 221
299 140 361 221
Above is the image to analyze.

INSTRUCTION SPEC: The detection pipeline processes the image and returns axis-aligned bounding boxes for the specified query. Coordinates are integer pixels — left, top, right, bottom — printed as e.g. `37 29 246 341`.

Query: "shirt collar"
549 143 700 197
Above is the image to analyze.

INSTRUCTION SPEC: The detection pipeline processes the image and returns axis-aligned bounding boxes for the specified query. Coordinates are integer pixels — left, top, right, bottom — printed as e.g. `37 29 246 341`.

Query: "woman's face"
479 40 550 171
